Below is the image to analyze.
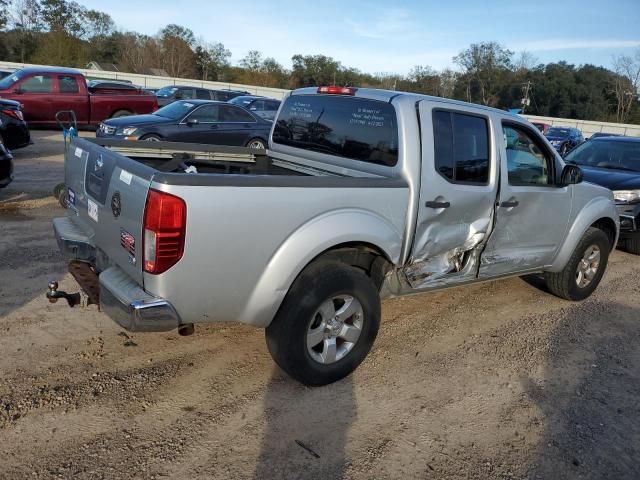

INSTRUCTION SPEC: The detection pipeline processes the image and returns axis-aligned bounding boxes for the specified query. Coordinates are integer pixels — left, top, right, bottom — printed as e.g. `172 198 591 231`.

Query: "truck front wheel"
265 260 381 386
544 227 610 301
111 110 133 118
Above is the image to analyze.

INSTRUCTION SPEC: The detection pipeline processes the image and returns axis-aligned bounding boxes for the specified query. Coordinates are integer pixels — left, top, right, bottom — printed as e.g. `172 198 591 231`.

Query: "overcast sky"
79 0 640 74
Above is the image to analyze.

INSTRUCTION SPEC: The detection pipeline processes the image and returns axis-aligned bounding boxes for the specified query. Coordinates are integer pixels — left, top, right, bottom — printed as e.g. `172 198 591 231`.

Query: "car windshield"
153 101 195 120
156 86 179 98
229 97 254 106
547 127 570 137
564 139 640 172
0 69 25 89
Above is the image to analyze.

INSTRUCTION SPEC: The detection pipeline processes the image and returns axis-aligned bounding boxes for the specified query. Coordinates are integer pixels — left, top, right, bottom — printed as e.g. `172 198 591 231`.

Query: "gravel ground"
1 131 639 479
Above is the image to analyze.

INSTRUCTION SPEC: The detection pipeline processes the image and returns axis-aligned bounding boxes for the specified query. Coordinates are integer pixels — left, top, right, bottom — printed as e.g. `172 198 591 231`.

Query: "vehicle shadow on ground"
253 368 355 480
522 302 640 479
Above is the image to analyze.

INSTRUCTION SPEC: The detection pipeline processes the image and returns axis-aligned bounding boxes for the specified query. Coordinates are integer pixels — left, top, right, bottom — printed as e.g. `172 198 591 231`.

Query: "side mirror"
186 118 199 127
559 164 583 186
13 88 23 94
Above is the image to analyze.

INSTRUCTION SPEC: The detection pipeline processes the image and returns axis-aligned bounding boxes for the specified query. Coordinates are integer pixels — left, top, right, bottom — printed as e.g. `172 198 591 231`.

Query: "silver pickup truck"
50 86 619 386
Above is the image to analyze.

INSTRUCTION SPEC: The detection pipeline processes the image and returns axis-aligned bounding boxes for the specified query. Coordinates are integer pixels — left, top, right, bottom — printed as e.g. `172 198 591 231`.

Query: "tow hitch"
46 261 100 308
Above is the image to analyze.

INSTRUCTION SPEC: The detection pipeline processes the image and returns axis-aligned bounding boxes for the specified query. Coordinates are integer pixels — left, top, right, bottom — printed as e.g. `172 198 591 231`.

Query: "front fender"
238 209 404 327
548 193 619 272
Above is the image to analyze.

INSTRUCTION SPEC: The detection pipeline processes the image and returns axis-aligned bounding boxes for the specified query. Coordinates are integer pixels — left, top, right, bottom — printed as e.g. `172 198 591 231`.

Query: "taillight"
143 189 186 274
317 86 357 95
2 109 24 121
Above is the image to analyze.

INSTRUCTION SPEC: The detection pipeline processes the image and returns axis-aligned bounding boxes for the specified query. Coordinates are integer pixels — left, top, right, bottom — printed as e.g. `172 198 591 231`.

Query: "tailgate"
65 138 155 285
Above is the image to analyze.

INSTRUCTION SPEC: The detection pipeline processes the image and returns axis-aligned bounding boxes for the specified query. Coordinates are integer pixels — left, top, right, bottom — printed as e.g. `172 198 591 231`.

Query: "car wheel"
140 134 162 142
544 227 610 301
620 236 640 255
246 138 266 150
265 260 381 386
111 110 133 119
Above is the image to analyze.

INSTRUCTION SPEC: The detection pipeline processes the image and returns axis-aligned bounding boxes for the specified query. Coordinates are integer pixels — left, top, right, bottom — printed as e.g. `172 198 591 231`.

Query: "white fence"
522 114 640 138
2 60 640 136
0 60 290 99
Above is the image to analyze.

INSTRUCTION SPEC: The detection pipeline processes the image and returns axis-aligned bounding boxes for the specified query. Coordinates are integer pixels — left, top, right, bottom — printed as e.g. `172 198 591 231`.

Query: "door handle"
425 200 450 209
499 200 519 208
210 124 219 129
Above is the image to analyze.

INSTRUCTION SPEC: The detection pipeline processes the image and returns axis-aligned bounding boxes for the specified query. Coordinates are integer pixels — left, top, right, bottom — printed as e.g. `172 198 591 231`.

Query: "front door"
479 121 572 278
172 104 225 144
406 103 500 290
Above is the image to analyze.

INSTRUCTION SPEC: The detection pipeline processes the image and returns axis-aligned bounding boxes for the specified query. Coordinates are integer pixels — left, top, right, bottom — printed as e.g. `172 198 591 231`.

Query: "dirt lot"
1 130 639 479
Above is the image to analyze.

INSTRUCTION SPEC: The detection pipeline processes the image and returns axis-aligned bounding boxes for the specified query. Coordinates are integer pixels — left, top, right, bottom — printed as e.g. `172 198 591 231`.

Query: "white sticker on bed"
88 198 99 222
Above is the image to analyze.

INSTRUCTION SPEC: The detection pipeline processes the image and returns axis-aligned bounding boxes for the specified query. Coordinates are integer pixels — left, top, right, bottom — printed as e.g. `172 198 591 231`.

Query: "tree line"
1 0 639 124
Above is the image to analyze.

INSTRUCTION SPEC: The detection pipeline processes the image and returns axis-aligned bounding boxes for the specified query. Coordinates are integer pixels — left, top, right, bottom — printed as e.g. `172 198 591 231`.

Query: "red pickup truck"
0 67 157 127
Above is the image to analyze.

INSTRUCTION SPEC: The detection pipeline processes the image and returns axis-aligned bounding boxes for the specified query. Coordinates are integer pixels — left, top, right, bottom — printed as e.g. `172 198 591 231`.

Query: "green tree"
194 41 231 81
291 54 342 87
453 41 513 106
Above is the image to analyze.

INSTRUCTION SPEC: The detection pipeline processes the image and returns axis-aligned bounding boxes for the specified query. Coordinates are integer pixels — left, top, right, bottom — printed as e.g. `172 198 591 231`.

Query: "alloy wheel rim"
248 141 264 149
576 244 601 288
306 295 364 365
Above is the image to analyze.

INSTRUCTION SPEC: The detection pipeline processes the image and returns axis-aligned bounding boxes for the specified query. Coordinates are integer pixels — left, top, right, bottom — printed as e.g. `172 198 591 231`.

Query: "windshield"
156 86 178 98
0 69 25 89
564 139 640 172
547 127 570 137
153 101 195 120
229 96 254 106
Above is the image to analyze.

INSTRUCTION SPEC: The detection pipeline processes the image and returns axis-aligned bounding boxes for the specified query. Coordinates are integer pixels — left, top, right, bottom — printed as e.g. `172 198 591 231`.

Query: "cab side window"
433 110 490 185
503 124 552 186
20 75 53 93
59 75 79 94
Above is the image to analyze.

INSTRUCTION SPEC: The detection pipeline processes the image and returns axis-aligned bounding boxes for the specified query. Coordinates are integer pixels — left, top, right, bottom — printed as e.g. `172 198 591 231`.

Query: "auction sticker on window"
88 198 99 222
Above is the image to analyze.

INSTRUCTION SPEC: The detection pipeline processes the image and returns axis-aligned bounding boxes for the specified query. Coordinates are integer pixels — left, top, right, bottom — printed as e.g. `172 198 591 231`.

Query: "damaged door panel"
404 103 499 291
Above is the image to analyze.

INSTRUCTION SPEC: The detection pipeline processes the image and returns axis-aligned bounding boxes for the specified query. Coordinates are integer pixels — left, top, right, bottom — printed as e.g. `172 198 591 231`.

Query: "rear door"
407 102 499 289
64 138 154 283
55 75 89 124
217 105 261 145
479 121 572 277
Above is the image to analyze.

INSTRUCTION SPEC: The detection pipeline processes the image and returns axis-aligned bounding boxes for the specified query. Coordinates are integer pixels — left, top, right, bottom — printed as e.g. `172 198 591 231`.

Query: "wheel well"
591 217 617 251
310 242 394 290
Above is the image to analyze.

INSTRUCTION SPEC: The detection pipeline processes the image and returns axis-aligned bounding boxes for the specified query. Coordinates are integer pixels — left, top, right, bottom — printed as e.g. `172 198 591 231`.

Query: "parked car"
0 98 30 150
0 67 158 127
96 100 272 148
531 121 551 135
545 126 584 155
155 86 250 107
564 136 640 254
51 86 619 386
229 95 281 121
0 136 13 188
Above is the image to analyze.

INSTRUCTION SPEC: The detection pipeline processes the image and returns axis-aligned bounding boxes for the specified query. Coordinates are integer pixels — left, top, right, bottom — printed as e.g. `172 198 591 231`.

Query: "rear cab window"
433 110 490 184
273 95 399 167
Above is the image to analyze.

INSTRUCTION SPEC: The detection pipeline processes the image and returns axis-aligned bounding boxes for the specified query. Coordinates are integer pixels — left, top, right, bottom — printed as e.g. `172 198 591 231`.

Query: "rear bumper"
53 216 181 332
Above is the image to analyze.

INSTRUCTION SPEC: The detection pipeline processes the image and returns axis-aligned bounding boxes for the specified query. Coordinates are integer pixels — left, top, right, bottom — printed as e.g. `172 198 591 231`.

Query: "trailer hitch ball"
47 280 60 303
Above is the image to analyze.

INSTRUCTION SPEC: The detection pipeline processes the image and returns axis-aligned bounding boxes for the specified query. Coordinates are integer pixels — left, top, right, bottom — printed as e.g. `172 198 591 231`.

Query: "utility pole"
521 81 532 113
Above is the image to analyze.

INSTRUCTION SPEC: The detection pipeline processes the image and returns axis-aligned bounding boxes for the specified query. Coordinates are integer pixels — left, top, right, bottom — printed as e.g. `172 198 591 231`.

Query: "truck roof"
290 87 514 118
15 66 82 76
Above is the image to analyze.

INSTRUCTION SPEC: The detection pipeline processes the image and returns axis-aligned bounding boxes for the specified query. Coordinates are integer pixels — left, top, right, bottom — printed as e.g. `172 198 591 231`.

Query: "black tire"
140 134 162 142
246 138 266 150
620 236 640 255
111 110 132 118
266 260 381 386
560 143 569 156
544 227 610 301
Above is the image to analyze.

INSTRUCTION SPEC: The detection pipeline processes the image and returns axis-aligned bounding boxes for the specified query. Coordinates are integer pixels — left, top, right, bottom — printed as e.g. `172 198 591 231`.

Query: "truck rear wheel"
544 227 610 301
265 260 381 386
111 110 132 118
